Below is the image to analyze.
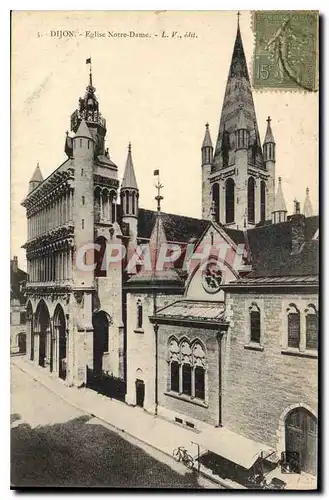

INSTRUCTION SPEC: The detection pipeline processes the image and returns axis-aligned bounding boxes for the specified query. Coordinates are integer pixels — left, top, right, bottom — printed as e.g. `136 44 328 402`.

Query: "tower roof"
303 187 314 217
273 177 287 213
29 163 43 183
264 116 275 144
75 119 93 140
121 143 138 190
213 16 263 170
202 123 213 148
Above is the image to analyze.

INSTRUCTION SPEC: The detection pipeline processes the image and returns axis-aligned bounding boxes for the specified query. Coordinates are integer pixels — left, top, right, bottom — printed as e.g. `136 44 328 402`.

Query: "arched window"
260 180 266 223
249 303 261 343
125 192 129 215
287 304 300 348
212 183 220 223
132 192 136 216
167 338 206 401
248 177 255 224
225 178 235 224
137 299 143 329
305 305 318 350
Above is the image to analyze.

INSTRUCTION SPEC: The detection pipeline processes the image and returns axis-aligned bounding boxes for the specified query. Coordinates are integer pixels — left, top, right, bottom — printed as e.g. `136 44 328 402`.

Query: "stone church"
22 18 318 481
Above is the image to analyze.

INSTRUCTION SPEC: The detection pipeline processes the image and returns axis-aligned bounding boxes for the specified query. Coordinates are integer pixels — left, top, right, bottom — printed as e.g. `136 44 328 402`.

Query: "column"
100 191 103 221
68 247 72 280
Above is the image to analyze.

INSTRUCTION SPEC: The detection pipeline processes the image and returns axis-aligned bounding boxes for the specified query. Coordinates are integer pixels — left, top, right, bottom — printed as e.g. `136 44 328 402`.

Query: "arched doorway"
135 369 145 408
54 304 67 380
92 311 109 377
285 407 317 475
26 302 33 361
35 300 51 368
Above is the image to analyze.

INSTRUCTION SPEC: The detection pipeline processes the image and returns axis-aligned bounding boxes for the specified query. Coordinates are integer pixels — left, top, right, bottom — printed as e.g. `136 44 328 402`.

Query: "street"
11 360 204 488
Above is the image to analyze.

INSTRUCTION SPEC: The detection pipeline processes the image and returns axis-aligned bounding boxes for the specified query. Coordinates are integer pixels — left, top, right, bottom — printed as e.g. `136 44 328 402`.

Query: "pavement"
11 356 225 489
11 355 317 490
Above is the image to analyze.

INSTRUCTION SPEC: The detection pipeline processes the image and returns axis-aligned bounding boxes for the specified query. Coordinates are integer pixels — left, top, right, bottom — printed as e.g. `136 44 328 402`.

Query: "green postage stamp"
252 11 319 91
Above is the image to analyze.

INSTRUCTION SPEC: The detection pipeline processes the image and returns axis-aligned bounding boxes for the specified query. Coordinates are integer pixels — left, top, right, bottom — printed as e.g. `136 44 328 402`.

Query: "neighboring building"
21 16 318 483
10 256 27 354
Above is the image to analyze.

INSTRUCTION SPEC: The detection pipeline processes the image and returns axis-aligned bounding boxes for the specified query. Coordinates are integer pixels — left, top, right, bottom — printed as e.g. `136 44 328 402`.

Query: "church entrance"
135 379 145 408
285 408 317 476
35 301 51 368
54 304 67 380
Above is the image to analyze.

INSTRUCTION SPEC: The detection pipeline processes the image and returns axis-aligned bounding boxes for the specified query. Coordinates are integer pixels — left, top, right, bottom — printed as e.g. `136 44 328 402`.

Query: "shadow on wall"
11 414 202 489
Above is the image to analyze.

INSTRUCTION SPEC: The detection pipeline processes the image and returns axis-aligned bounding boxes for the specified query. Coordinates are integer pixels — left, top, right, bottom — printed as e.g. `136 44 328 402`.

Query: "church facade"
22 18 318 481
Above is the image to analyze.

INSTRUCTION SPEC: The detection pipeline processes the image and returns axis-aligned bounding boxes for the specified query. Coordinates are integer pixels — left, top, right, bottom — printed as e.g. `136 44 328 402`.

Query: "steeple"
121 143 139 219
29 162 43 192
303 187 314 217
201 123 213 166
272 177 287 224
213 14 263 170
121 143 138 190
70 61 107 157
264 116 275 144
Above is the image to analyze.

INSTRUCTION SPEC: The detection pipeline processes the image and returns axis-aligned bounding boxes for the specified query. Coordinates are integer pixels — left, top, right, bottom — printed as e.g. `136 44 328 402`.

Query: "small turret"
272 177 287 224
121 143 139 217
303 187 314 217
263 116 276 162
235 106 248 150
29 162 43 193
201 123 213 166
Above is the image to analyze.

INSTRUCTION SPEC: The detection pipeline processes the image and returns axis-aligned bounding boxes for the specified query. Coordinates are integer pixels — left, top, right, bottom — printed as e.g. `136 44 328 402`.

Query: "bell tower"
202 14 273 229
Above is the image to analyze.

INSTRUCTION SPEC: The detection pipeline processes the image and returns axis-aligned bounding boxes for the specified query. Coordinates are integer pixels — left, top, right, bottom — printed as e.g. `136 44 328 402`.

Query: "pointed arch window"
248 177 255 224
287 304 300 348
225 178 235 224
211 183 220 223
125 192 129 215
260 180 266 223
305 305 318 350
132 192 136 216
137 299 143 330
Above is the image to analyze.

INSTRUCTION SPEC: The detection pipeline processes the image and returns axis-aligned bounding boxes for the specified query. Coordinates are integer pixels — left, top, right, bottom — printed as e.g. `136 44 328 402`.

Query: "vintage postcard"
10 10 319 490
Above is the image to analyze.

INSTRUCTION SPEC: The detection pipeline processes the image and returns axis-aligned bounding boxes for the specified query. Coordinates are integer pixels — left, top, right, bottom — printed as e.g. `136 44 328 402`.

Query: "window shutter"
306 314 318 350
250 310 261 343
288 312 300 348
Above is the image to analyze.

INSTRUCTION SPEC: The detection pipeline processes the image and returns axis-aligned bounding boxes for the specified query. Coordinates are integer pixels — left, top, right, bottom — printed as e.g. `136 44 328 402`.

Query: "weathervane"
153 169 164 212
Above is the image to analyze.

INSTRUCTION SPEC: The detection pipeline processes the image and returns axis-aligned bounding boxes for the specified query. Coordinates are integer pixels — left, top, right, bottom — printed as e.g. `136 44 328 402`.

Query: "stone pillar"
100 192 103 221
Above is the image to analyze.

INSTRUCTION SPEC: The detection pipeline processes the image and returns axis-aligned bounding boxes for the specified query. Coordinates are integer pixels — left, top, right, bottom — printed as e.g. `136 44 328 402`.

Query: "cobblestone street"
11 359 204 488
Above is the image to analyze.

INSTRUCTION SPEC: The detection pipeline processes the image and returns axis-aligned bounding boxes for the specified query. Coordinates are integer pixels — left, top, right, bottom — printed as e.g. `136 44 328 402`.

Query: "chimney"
290 203 306 254
11 255 18 273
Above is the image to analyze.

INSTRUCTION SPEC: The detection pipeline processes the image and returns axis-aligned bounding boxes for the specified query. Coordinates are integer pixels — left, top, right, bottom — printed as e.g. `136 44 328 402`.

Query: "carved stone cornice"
23 224 74 252
94 174 119 189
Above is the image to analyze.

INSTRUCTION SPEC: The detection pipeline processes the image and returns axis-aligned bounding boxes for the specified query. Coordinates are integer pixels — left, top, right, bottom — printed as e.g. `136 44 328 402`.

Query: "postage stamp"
252 10 319 91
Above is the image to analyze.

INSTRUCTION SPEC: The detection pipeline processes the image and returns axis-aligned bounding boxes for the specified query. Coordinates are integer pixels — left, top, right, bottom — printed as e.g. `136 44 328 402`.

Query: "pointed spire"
30 162 43 183
75 119 93 140
202 123 213 148
273 177 287 212
303 187 314 217
264 116 275 144
28 162 43 193
213 14 262 169
121 142 138 189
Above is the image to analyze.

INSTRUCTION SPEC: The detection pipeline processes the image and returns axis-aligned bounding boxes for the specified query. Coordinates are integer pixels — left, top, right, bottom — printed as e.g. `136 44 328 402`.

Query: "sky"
11 11 318 270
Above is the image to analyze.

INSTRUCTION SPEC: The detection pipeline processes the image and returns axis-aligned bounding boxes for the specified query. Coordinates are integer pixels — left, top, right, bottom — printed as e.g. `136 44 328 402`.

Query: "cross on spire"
237 11 241 26
267 116 271 124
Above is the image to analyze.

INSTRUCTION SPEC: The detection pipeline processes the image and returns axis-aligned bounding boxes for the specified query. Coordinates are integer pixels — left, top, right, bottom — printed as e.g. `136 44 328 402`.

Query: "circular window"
202 261 222 294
